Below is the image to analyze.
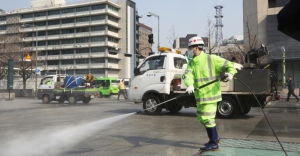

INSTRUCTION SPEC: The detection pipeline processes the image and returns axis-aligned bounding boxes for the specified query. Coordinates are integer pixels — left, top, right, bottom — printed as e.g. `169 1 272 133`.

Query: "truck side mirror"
134 67 139 76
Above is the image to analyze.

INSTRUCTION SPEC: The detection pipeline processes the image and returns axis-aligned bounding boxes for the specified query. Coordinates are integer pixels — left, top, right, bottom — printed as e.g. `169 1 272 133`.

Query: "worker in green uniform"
184 36 242 151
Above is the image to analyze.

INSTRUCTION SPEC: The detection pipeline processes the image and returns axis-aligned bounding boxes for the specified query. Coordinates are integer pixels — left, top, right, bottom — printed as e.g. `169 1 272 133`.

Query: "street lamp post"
281 46 286 86
22 23 38 96
147 12 160 49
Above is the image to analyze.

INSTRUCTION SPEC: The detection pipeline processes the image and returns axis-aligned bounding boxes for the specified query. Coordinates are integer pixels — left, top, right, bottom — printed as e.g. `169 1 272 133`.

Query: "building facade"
0 0 138 79
243 0 300 87
138 23 152 57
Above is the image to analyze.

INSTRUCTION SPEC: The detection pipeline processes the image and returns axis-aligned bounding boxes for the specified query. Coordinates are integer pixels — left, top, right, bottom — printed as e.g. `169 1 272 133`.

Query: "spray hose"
136 76 287 156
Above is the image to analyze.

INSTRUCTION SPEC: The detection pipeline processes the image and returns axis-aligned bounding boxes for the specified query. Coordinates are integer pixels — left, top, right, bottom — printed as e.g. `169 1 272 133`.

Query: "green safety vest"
184 51 237 104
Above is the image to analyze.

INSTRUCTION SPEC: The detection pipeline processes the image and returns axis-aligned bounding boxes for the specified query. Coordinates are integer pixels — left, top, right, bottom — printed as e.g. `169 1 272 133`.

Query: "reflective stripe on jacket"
184 51 237 104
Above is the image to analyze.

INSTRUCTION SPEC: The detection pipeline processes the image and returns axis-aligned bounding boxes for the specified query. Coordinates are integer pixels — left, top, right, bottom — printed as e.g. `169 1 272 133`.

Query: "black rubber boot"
200 127 219 151
204 127 220 146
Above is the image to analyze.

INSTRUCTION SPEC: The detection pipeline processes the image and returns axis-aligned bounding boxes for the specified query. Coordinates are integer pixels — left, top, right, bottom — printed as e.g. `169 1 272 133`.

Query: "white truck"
37 75 99 104
128 46 276 118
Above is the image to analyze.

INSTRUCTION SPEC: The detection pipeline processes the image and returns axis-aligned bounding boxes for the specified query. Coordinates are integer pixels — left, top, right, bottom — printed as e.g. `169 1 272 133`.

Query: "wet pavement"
0 97 299 156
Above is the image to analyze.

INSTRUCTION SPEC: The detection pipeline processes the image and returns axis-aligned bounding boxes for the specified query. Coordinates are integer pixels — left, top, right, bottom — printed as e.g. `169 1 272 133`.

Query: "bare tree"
167 24 178 48
205 18 218 54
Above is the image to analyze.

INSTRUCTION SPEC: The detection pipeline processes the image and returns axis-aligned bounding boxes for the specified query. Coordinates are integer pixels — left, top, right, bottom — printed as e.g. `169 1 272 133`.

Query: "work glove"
186 86 195 94
221 73 233 82
234 63 243 70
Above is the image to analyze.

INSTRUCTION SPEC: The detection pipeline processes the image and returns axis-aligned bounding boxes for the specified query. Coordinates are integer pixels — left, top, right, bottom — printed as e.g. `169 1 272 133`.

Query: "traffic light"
124 53 132 57
148 34 154 44
108 50 118 55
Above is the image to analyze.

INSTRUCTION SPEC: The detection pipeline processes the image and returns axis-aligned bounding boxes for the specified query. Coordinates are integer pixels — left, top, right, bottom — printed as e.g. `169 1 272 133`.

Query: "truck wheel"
217 97 237 119
42 95 51 104
82 98 91 104
143 95 162 115
68 96 77 104
241 105 251 115
168 103 183 113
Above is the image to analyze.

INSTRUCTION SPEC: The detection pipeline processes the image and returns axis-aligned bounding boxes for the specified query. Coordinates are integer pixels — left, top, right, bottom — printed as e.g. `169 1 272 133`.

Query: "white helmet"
188 36 204 47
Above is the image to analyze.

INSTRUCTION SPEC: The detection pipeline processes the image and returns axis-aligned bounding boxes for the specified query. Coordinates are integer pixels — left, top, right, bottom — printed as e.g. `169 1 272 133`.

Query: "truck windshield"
139 56 165 74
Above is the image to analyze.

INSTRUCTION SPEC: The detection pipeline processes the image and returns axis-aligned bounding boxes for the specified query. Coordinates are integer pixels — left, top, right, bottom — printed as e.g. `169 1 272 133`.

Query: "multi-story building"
243 0 300 87
138 23 152 57
0 0 138 79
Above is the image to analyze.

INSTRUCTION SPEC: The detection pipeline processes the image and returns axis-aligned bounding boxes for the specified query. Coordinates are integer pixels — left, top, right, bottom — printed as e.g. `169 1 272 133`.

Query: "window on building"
48 50 59 55
48 10 60 16
76 69 89 75
62 8 75 14
40 51 46 56
108 58 119 64
22 13 33 19
91 25 105 31
91 47 105 53
108 26 118 33
108 5 119 12
76 59 89 64
91 15 105 21
61 60 74 65
76 27 89 33
62 49 74 54
91 58 105 63
91 4 106 10
76 16 90 22
38 41 46 46
66 70 74 75
91 69 105 74
76 38 90 43
48 30 60 35
48 60 59 65
35 12 46 17
61 28 74 34
77 48 89 53
34 21 46 26
62 39 74 44
48 40 60 45
108 37 118 43
62 18 74 24
0 26 6 31
0 16 6 21
91 36 105 42
37 31 46 36
76 6 90 12
108 15 118 22
48 20 60 25
268 0 289 8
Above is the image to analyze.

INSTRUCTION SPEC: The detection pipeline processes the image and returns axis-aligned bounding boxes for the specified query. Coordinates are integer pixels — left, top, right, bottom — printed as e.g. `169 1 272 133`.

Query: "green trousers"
197 103 217 128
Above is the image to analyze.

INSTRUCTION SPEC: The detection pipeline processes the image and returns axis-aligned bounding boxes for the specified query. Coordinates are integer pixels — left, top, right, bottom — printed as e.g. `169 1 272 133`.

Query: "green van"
92 77 119 98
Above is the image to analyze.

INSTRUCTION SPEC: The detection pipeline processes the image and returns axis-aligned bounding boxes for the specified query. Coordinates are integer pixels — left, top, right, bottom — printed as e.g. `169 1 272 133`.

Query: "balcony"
90 30 105 36
107 31 118 37
107 63 119 69
75 21 90 27
61 23 75 28
35 16 47 21
90 63 105 68
90 41 105 47
61 44 74 49
75 32 90 37
61 54 74 59
21 27 33 32
76 11 90 17
90 19 105 25
61 33 75 39
47 45 60 50
107 41 118 47
90 52 105 58
76 64 89 69
107 20 118 27
0 21 6 25
47 15 61 20
37 46 46 50
47 65 59 70
47 25 60 30
107 10 119 17
61 13 75 18
90 9 105 15
37 56 46 61
47 35 60 40
75 53 89 58
20 18 34 23
0 30 6 34
47 56 59 60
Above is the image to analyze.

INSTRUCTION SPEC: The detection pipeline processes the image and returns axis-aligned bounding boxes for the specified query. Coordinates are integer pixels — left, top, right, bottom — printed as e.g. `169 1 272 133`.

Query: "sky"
1 0 243 49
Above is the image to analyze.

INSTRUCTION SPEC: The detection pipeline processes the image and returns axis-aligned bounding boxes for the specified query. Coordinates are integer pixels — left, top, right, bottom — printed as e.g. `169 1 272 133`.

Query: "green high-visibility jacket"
184 51 237 104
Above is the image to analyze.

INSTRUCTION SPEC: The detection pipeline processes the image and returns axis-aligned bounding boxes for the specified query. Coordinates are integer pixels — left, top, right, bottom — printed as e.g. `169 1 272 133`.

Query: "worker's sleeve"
212 55 237 76
184 62 194 87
